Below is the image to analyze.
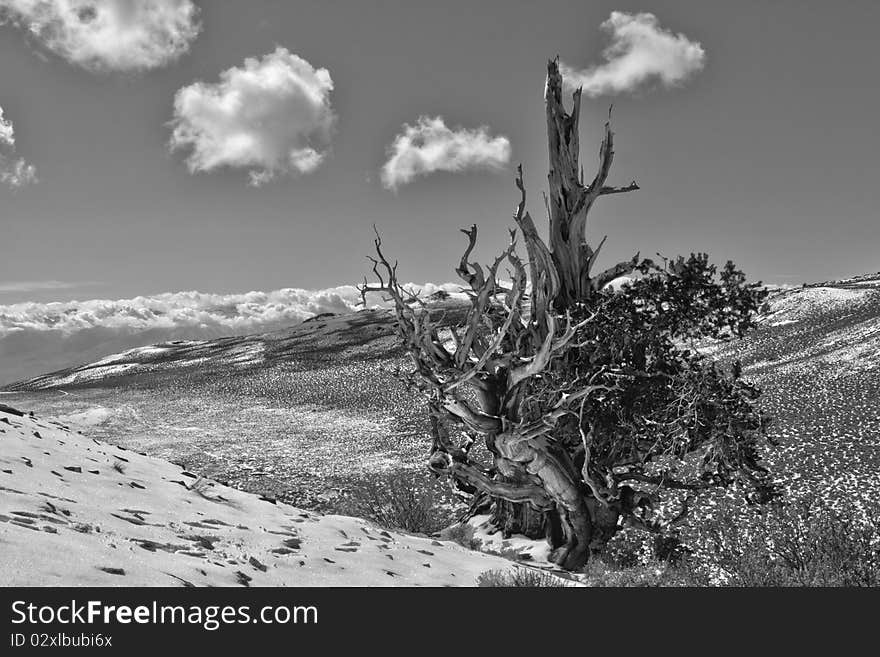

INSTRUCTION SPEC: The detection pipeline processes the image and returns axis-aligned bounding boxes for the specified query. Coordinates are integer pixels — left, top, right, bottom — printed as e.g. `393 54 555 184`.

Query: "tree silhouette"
362 59 775 570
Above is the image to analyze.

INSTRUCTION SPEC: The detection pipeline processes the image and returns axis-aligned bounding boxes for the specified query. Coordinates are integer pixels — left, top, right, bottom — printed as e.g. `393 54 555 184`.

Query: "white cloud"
560 12 706 97
381 116 511 190
0 110 12 144
0 157 37 187
0 105 37 188
0 283 466 338
169 47 336 186
0 283 463 384
0 0 200 72
0 280 94 293
0 287 356 338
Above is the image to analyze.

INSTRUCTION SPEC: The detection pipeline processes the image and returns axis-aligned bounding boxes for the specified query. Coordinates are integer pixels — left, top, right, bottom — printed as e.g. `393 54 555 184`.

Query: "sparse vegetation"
185 473 239 507
580 559 697 587
578 495 880 586
8 269 879 585
477 567 571 587
323 470 460 535
444 523 482 550
689 496 880 586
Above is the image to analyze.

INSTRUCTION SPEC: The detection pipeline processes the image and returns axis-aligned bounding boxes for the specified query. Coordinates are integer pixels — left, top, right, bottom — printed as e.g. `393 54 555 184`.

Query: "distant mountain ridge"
3 275 878 514
3 309 400 392
6 273 880 393
0 283 465 386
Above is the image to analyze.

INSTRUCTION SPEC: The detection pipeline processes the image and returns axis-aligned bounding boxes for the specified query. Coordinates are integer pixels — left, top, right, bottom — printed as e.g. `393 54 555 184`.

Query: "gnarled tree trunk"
361 58 773 570
362 59 641 570
483 60 642 567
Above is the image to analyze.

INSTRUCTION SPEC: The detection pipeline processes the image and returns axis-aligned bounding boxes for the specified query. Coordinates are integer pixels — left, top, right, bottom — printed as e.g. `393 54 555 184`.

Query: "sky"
0 0 878 381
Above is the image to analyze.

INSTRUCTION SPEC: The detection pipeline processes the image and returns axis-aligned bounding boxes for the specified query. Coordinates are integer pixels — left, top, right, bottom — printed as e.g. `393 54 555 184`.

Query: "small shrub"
188 475 209 493
186 474 238 507
444 523 483 550
582 557 702 587
602 528 653 568
478 567 571 587
327 470 460 535
652 533 694 565
694 496 880 586
600 526 693 568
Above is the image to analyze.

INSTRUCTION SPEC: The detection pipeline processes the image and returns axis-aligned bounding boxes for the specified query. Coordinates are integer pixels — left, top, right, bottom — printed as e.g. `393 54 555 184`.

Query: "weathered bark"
360 59 641 570
453 61 640 568
492 497 549 540
361 57 773 569
541 59 640 309
486 429 593 569
485 59 640 566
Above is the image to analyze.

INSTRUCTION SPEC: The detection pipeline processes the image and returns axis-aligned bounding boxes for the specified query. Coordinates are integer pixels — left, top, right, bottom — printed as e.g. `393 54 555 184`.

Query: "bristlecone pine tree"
361 60 776 570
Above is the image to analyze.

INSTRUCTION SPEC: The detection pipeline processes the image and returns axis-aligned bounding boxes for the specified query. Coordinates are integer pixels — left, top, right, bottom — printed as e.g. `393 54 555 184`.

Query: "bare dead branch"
599 181 640 196
441 397 503 433
544 61 640 305
455 225 486 292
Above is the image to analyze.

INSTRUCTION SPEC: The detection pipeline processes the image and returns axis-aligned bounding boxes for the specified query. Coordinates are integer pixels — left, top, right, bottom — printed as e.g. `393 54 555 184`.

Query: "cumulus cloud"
381 116 511 190
560 11 705 96
0 105 37 188
0 0 200 72
169 47 336 186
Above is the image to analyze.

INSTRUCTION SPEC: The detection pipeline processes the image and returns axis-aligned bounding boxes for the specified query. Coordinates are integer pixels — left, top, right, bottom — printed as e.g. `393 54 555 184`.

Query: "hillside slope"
1 309 425 507
3 276 879 514
706 274 880 505
0 404 531 586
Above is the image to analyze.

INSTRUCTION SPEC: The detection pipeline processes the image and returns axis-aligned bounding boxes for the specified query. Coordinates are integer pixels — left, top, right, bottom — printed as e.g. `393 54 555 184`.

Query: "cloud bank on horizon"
560 12 705 96
169 47 336 186
0 0 201 72
0 287 364 338
0 280 94 293
381 116 511 190
0 283 462 384
0 105 37 187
